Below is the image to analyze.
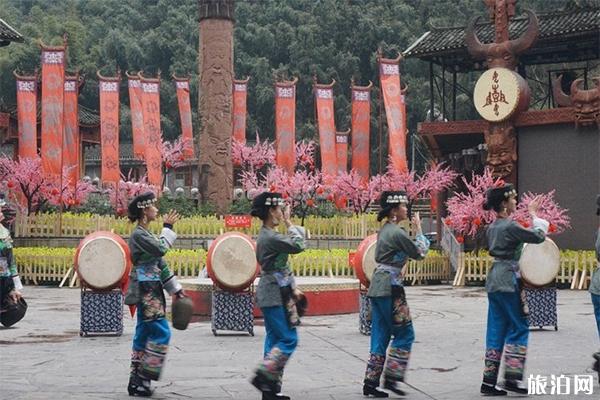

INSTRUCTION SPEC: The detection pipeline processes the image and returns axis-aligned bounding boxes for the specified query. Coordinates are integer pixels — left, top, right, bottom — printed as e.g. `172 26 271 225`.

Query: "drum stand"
524 285 558 331
80 287 124 337
211 285 254 336
359 286 371 336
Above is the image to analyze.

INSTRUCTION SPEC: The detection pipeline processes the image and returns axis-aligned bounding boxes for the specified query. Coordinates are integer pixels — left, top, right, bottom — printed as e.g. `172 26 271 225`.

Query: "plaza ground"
1 286 597 399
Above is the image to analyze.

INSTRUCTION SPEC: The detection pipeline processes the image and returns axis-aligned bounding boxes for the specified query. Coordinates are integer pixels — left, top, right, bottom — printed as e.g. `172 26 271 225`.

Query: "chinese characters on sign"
527 374 594 396
224 215 252 229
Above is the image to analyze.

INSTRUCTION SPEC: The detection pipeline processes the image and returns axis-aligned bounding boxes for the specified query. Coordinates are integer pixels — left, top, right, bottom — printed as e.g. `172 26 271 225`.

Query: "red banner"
127 72 145 160
15 72 38 159
99 73 121 184
224 214 252 228
232 77 249 145
379 56 408 172
63 75 80 186
40 45 65 177
140 74 163 187
351 82 372 180
174 76 195 158
275 78 297 174
314 81 337 177
335 130 349 175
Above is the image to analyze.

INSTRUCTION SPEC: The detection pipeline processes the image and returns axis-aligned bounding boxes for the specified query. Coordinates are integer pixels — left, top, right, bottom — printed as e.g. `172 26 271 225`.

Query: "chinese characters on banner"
314 81 338 178
351 83 372 181
335 130 349 175
40 45 65 178
140 74 163 187
174 76 195 158
63 75 80 186
275 79 297 174
99 74 121 184
379 56 408 172
127 72 145 160
15 73 38 160
232 77 249 145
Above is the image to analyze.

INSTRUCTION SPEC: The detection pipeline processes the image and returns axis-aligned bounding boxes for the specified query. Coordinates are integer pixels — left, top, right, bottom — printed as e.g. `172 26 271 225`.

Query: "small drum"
207 232 259 292
75 231 131 291
353 234 377 287
519 238 560 287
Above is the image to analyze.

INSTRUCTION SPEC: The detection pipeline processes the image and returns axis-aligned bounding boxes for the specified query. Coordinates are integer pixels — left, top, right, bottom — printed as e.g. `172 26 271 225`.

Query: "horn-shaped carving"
509 9 539 55
465 16 490 60
552 75 572 107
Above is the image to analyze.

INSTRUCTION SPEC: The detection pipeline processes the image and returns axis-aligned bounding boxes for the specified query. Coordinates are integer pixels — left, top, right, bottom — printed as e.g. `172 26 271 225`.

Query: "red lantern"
306 198 315 207
326 193 335 202
549 224 557 233
50 188 59 196
473 217 481 227
6 180 15 189
316 187 324 195
165 161 172 169
456 235 464 244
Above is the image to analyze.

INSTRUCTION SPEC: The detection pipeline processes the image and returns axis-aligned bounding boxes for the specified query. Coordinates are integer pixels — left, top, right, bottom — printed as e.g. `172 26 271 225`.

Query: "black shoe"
363 383 389 398
480 383 507 396
127 375 153 397
252 373 278 394
262 393 291 400
383 380 405 396
502 380 528 395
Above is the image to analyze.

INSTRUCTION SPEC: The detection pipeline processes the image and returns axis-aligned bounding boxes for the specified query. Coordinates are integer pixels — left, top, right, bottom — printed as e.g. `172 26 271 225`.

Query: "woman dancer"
363 191 429 398
250 192 306 400
0 198 23 326
124 192 185 397
480 184 547 396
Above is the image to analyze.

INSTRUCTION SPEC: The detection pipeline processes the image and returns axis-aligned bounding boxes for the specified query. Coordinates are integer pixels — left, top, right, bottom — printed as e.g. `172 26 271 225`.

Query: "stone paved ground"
1 286 598 399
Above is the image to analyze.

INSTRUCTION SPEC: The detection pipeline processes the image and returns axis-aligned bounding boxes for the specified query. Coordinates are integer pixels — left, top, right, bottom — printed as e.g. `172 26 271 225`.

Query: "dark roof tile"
0 18 23 44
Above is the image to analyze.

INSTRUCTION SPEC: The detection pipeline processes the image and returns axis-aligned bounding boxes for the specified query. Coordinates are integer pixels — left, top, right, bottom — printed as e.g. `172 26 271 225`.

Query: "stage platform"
180 277 360 317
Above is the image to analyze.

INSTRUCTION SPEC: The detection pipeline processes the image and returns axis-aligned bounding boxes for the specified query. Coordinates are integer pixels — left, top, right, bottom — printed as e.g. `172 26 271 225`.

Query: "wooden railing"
453 251 597 288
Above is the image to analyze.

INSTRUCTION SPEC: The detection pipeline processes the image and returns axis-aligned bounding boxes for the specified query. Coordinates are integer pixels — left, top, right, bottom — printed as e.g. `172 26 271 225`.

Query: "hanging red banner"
139 73 163 187
232 77 249 145
14 72 38 160
314 79 338 177
127 72 145 160
275 78 297 174
63 75 80 186
173 75 195 158
379 55 408 172
98 72 121 184
40 43 65 177
335 129 349 175
351 81 372 180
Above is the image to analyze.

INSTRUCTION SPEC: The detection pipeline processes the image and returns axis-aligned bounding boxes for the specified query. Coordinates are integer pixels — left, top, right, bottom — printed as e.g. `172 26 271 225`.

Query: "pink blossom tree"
232 133 275 171
295 140 316 171
0 156 54 214
106 173 158 216
511 190 571 234
330 171 385 215
162 137 190 172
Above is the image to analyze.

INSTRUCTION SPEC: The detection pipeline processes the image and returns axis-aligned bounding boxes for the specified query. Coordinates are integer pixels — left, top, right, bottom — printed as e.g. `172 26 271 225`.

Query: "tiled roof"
85 143 138 162
0 18 23 44
404 7 599 67
5 103 100 127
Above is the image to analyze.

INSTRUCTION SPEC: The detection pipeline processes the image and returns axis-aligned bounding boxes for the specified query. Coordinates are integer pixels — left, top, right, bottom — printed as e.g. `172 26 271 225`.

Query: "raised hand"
163 210 181 226
528 196 541 215
411 211 422 233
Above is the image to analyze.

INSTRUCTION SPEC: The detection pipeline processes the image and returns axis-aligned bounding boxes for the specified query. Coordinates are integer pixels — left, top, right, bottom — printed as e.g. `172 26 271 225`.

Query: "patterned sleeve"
393 229 429 260
270 225 306 255
6 246 22 290
159 258 182 295
135 226 177 258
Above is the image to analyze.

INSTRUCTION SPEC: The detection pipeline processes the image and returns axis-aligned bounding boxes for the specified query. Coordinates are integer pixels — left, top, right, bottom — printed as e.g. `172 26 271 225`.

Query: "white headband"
264 197 285 206
136 198 157 208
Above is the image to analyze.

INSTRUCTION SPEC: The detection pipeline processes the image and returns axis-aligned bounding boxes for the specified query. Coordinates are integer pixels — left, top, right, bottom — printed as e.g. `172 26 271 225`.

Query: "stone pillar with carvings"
198 0 234 213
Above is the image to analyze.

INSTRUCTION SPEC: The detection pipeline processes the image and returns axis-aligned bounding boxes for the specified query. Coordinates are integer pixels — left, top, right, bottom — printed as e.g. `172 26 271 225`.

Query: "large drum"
353 234 377 287
207 232 259 292
75 231 131 291
519 238 560 287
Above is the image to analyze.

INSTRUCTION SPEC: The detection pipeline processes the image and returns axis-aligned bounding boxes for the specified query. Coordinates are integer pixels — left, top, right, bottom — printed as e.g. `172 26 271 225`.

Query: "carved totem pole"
198 0 234 212
466 0 539 183
552 76 600 129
